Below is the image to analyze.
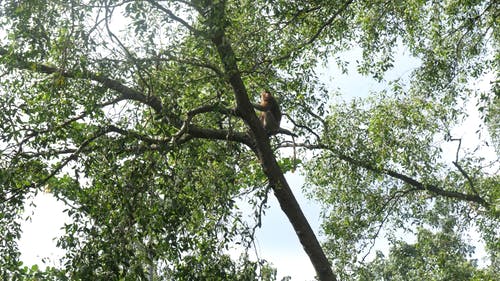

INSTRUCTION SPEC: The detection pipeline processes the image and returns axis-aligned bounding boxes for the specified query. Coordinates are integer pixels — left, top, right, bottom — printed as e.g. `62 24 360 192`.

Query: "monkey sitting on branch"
253 90 298 170
253 91 297 137
254 91 282 134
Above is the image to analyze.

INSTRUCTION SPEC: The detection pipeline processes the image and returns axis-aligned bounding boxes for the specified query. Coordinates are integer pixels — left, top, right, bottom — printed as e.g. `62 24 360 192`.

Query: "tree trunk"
210 28 337 281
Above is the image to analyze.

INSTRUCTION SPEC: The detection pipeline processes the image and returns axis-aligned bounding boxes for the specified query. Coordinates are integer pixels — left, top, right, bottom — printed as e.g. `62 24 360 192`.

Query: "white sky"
19 193 70 268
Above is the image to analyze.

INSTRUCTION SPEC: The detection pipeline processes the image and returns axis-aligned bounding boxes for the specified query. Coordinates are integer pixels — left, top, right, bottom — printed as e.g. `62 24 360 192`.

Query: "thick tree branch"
109 122 254 152
43 65 163 113
168 104 253 147
453 161 479 195
187 125 253 147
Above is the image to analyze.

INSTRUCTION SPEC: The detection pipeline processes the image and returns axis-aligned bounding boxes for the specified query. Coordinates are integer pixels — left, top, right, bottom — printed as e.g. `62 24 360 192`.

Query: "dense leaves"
0 0 498 280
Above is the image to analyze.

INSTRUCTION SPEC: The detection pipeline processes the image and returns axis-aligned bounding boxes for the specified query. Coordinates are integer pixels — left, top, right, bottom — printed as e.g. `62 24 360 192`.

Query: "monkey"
254 91 282 135
253 91 298 169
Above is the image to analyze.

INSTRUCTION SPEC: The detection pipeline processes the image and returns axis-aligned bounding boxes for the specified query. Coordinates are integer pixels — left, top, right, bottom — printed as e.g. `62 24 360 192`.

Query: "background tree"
357 224 498 281
0 0 498 280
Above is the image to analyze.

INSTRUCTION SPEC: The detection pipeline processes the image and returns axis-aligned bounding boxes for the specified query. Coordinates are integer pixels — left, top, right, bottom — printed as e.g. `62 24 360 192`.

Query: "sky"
15 18 495 281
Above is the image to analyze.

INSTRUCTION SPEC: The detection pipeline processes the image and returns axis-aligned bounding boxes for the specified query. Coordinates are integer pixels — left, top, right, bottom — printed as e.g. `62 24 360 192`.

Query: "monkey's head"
261 91 274 102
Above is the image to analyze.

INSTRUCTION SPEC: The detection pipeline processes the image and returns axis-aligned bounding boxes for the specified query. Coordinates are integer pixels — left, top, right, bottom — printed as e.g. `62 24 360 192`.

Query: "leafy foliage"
0 0 498 280
357 226 498 281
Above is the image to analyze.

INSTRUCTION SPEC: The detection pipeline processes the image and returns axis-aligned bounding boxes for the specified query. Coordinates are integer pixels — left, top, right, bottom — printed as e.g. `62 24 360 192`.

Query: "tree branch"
186 125 254 147
453 161 479 196
300 143 491 209
301 0 354 48
254 0 354 68
1 127 111 204
107 125 169 146
158 52 224 77
104 2 151 92
450 138 479 195
146 0 203 36
0 48 164 113
169 104 248 145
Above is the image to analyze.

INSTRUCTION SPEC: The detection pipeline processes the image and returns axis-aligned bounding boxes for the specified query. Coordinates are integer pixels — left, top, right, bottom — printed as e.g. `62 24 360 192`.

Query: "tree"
357 225 498 281
0 0 498 280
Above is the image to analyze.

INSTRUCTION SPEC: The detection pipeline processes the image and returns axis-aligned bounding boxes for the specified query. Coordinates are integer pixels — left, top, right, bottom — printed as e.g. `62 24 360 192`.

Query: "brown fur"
259 91 281 134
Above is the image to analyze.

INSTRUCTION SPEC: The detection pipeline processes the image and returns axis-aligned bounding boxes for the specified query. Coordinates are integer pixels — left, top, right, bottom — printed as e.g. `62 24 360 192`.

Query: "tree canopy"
358 225 498 281
0 0 498 280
